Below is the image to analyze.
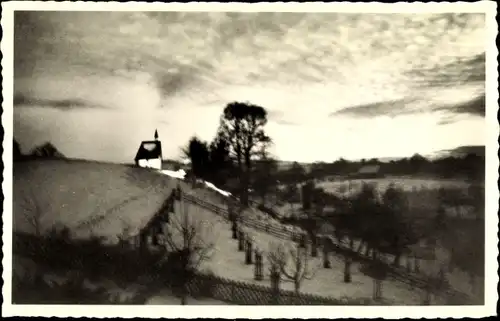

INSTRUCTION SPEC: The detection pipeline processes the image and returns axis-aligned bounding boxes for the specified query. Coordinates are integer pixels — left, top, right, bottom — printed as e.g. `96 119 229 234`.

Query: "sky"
13 11 488 163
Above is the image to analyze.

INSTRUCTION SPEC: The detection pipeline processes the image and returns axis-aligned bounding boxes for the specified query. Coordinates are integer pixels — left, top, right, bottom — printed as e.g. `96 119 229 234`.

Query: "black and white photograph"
2 1 498 318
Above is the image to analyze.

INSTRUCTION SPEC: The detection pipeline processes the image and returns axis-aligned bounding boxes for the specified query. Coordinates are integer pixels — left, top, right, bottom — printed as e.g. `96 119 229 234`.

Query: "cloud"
404 53 485 89
433 94 485 117
13 11 488 162
13 93 112 111
329 92 485 121
15 12 486 96
329 98 416 118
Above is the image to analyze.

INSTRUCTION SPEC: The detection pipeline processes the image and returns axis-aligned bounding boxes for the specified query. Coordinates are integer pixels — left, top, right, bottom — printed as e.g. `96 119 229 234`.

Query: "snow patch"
159 169 186 180
204 181 232 197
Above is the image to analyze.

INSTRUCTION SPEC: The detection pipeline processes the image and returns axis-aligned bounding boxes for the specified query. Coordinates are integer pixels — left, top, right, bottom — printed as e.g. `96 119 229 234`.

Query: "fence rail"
182 193 472 304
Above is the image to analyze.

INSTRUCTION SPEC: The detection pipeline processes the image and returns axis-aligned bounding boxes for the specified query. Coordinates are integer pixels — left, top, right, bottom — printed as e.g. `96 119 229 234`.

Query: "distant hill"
275 145 485 167
428 145 485 160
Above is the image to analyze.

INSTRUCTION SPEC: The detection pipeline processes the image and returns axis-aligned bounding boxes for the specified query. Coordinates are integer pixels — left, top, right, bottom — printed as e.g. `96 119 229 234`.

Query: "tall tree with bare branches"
161 186 216 305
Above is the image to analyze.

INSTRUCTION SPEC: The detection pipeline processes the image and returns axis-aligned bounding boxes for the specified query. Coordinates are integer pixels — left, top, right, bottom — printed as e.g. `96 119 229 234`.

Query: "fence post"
311 234 318 257
245 239 253 265
344 255 352 283
238 230 245 252
299 233 307 249
254 249 263 281
270 267 281 305
231 221 238 239
323 237 331 269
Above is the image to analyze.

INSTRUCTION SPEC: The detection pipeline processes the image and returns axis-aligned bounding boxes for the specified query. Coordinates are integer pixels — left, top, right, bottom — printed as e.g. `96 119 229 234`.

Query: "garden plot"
171 199 437 305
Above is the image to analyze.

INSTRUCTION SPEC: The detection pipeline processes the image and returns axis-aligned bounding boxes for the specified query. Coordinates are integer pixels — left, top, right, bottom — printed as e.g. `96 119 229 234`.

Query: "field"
273 176 478 220
316 176 471 194
11 159 481 305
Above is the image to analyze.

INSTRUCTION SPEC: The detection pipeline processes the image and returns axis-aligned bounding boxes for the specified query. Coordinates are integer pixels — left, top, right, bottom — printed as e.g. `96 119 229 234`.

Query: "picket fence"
185 273 377 305
182 193 472 305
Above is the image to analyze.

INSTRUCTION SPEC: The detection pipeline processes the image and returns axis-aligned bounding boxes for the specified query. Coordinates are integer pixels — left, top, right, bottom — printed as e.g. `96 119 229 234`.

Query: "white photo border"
2 1 498 318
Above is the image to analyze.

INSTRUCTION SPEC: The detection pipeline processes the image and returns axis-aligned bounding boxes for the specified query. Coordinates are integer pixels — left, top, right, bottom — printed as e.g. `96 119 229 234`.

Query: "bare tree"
161 187 216 305
267 241 319 293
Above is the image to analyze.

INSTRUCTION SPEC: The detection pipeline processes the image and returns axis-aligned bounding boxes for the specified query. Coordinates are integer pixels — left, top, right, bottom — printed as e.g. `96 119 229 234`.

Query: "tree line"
306 152 484 182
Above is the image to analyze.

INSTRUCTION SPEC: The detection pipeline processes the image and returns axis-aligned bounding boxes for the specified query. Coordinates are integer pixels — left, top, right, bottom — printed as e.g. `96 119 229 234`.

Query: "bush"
11 271 142 304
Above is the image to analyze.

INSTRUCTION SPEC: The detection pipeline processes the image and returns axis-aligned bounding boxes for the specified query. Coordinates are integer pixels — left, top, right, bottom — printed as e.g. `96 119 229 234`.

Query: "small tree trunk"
374 279 382 301
180 282 188 305
422 287 432 305
311 236 318 258
231 221 238 239
238 231 245 251
344 256 352 283
299 234 307 249
245 240 253 265
294 280 301 293
323 247 331 269
270 269 281 304
254 252 263 281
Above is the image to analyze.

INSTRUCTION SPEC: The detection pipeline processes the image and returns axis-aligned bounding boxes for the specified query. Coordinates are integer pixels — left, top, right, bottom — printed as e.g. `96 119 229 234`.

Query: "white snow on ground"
13 160 177 243
171 198 437 305
204 181 232 197
13 160 475 305
159 169 187 180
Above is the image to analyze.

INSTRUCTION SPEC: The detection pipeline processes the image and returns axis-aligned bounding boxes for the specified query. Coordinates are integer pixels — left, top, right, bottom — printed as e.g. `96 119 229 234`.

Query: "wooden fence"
183 194 296 241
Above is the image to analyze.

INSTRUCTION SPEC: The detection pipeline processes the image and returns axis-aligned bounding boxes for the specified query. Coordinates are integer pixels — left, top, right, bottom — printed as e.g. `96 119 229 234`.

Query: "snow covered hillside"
13 160 177 242
12 159 470 305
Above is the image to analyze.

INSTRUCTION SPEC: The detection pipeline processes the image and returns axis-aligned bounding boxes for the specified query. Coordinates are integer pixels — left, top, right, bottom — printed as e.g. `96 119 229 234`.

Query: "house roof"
135 140 162 161
357 164 380 174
